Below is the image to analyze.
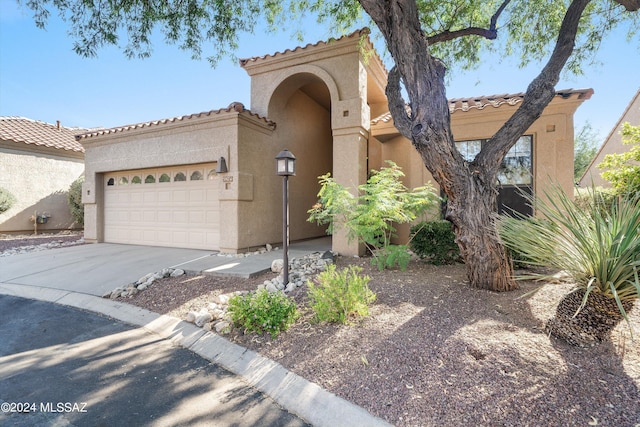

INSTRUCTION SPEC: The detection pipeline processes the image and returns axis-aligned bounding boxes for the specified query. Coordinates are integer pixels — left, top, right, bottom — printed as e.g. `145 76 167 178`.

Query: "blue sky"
1 0 638 145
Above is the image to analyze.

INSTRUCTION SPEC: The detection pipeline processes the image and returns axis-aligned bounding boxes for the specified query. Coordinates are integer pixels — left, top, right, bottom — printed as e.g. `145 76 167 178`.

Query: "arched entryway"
268 73 333 242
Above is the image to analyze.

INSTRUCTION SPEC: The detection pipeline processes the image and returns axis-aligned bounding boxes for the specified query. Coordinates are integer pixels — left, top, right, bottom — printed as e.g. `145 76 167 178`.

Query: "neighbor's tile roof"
0 116 86 153
371 88 594 125
76 102 274 140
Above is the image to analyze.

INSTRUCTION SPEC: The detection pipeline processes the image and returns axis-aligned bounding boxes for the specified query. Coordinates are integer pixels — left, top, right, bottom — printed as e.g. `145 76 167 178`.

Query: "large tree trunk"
359 0 590 292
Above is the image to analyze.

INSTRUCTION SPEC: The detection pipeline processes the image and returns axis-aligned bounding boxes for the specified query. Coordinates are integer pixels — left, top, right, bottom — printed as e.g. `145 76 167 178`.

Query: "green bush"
372 244 411 271
68 176 84 225
307 264 376 324
227 289 298 339
0 187 16 214
498 185 640 322
409 220 460 265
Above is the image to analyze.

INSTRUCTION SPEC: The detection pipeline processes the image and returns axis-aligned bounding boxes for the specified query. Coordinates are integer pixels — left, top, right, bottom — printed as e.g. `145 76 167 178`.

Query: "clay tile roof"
371 88 593 125
76 102 275 140
0 116 86 153
239 28 371 67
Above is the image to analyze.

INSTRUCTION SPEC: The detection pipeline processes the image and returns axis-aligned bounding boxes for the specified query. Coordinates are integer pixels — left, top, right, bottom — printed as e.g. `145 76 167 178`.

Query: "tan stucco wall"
579 88 640 188
0 145 84 233
80 111 270 251
368 94 586 242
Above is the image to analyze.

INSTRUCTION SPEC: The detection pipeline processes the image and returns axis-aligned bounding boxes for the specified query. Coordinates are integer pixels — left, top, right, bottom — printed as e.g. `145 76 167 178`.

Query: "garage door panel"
157 211 172 223
158 191 172 203
104 164 220 250
130 192 144 203
173 190 187 202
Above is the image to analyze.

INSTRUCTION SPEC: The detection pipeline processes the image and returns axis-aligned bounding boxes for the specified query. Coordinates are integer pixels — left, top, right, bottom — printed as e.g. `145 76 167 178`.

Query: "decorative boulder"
271 259 284 273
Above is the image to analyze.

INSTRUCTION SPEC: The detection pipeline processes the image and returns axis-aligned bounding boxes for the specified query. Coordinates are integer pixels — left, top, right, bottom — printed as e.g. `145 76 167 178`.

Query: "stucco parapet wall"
240 28 386 78
75 103 275 143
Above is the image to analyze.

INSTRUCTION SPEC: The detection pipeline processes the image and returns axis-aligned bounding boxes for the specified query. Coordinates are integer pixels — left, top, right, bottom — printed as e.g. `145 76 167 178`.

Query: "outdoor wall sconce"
275 149 296 285
215 157 228 173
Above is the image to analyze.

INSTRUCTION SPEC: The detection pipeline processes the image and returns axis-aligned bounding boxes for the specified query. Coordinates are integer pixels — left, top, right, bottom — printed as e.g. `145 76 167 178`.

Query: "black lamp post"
275 149 296 286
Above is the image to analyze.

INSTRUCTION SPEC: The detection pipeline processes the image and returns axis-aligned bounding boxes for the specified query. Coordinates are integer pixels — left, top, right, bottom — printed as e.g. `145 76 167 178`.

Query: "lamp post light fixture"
275 149 296 286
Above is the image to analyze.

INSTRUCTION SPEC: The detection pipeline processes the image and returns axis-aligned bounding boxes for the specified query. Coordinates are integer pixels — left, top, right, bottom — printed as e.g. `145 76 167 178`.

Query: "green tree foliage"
308 161 439 269
68 176 84 226
574 121 599 180
598 122 640 196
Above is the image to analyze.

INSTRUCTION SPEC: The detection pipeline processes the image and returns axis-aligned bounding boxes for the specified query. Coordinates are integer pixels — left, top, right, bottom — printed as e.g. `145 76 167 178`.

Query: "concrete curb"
0 283 392 427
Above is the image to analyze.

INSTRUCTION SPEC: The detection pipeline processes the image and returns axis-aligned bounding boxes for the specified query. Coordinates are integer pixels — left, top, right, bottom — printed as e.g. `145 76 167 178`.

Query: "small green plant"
372 244 411 271
308 161 439 269
307 264 376 324
409 220 460 265
227 289 298 339
0 187 16 214
68 176 84 225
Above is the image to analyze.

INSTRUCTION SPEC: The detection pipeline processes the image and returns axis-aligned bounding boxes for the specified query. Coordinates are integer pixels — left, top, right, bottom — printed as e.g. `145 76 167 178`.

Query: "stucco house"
0 117 85 233
78 30 592 255
578 88 640 188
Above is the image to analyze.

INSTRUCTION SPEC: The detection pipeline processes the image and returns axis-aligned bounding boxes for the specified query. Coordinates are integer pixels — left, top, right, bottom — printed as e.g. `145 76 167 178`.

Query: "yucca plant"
498 186 639 346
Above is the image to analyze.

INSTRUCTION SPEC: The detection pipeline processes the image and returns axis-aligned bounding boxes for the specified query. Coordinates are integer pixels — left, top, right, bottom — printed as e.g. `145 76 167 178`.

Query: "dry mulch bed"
126 257 640 427
3 236 638 426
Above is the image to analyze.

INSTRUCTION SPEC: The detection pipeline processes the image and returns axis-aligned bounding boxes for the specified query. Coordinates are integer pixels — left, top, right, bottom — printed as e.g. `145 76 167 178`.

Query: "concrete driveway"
0 244 215 297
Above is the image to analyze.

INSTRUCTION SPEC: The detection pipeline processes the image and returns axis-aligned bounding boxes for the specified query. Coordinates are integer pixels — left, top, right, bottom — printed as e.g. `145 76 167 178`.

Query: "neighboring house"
578 88 640 188
79 30 591 255
0 117 85 233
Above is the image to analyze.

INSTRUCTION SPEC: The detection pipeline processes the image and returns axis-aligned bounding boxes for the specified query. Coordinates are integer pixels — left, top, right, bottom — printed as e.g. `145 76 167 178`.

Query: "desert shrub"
574 186 617 217
498 185 640 322
68 176 84 225
409 220 460 265
308 161 439 270
227 289 298 339
372 244 411 271
307 264 376 324
0 187 16 214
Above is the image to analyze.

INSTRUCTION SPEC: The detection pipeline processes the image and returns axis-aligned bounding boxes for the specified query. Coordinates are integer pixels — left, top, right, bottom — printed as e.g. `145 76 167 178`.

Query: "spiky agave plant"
498 186 640 346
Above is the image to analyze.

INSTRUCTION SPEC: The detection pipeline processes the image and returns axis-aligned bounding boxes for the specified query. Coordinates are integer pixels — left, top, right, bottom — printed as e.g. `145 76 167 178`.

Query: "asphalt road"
0 295 309 427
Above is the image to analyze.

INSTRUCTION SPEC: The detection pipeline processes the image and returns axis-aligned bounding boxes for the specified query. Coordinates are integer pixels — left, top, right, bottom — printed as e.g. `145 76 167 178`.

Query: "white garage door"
104 164 220 250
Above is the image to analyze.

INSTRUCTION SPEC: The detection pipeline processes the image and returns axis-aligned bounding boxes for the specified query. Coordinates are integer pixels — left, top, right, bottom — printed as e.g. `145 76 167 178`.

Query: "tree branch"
427 0 511 44
478 0 592 171
385 66 412 138
613 0 640 11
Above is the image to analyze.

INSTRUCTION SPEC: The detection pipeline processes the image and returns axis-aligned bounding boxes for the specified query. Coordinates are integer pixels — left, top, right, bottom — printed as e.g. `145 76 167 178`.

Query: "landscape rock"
195 312 212 327
170 269 185 277
214 321 231 334
271 259 284 273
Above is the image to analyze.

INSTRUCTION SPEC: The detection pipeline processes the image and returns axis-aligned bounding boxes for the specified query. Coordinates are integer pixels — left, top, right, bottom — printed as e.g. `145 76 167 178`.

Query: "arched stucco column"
331 125 369 256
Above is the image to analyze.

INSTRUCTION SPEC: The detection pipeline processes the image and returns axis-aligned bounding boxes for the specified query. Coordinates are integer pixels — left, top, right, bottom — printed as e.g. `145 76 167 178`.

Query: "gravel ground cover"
2 235 638 426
